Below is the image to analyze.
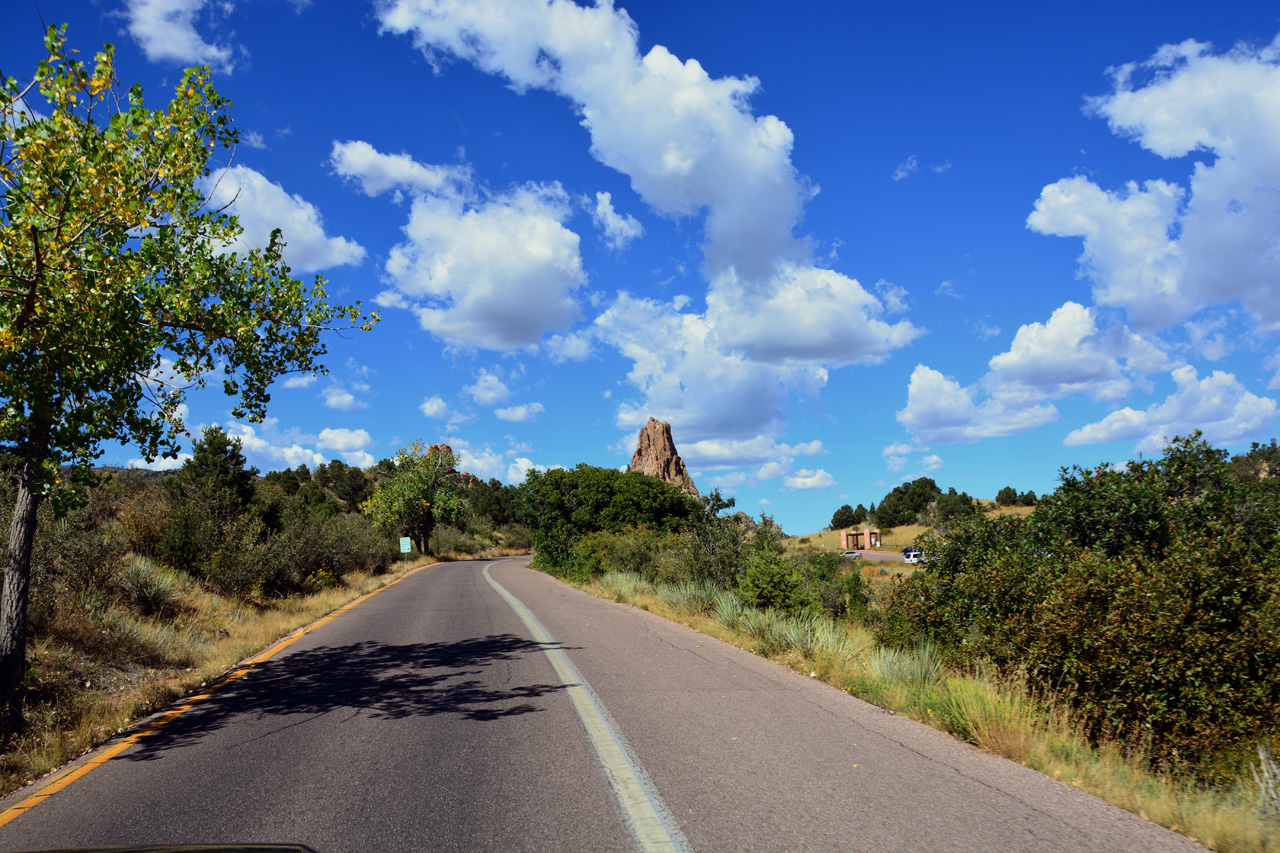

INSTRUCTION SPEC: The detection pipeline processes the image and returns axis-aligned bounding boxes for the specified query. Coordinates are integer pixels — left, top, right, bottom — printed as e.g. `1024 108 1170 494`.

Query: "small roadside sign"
399 537 412 554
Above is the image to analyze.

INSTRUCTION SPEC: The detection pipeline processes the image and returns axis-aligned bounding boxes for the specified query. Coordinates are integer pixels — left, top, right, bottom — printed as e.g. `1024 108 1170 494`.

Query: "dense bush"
520 465 696 572
738 551 816 614
872 477 941 528
877 434 1280 775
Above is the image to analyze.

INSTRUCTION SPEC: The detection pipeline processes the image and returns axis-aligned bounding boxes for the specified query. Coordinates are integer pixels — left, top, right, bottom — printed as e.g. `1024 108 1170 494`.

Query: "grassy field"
788 504 1037 553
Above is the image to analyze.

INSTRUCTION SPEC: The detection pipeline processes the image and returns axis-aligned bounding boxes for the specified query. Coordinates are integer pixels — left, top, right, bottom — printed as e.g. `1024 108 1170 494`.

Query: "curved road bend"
0 557 1203 852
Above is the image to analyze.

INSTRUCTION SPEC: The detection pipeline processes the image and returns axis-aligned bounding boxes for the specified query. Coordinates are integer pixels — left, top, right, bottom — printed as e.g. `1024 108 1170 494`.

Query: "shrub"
429 524 489 556
496 523 532 550
876 434 1280 776
116 556 181 618
738 551 817 615
117 486 170 557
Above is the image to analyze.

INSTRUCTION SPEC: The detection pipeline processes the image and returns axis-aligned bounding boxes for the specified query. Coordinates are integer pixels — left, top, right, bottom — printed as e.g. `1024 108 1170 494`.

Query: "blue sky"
5 1 1280 534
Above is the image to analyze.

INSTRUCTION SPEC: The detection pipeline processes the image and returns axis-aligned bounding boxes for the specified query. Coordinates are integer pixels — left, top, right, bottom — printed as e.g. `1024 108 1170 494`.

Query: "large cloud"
594 293 826 443
897 302 1174 446
1064 365 1277 451
1028 34 1280 331
204 166 366 272
897 365 1058 444
377 0 808 283
333 142 586 350
985 301 1169 404
376 0 920 448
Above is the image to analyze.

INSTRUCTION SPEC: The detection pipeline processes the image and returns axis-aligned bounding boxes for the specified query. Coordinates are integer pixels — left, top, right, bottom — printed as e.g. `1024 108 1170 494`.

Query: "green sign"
399 537 412 554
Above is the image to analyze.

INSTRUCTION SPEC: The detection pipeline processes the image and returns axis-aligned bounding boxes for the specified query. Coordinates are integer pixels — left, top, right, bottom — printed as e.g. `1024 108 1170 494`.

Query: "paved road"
0 558 1203 852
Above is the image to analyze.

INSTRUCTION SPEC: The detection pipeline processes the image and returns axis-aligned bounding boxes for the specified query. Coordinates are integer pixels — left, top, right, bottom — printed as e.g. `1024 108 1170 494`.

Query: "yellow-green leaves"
0 24 375 499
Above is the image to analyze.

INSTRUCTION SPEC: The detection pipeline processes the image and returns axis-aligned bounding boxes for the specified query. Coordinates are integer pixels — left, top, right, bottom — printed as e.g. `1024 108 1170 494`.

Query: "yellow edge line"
482 563 686 853
0 562 433 828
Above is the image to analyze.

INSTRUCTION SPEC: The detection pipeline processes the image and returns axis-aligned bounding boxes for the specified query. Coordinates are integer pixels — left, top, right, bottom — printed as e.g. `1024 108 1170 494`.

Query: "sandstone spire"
629 417 699 498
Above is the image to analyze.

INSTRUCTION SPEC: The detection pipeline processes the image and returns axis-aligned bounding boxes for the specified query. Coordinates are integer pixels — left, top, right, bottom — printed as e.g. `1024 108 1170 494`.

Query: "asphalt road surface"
0 557 1203 852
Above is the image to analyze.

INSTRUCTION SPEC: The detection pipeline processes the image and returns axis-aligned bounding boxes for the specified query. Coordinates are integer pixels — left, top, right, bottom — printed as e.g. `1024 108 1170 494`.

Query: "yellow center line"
0 562 432 828
483 562 688 853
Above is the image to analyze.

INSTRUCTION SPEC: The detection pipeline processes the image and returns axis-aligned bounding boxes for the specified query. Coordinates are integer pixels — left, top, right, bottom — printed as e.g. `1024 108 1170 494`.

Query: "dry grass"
787 524 931 552
790 502 1038 553
1 558 434 799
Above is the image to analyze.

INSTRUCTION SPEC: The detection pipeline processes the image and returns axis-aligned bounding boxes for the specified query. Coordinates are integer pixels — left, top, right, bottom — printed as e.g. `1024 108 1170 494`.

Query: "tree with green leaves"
520 465 696 572
360 442 466 555
829 503 856 530
0 27 374 731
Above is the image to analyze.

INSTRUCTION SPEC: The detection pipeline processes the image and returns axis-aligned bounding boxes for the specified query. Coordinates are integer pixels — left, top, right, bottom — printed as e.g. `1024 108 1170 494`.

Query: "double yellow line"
0 563 431 828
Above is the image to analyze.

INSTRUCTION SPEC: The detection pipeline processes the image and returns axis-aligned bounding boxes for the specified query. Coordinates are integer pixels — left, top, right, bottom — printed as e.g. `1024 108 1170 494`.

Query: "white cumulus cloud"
123 0 235 71
204 165 366 272
386 183 586 350
316 428 372 453
592 191 644 250
784 469 836 490
495 402 545 422
331 140 471 198
464 368 511 406
1064 365 1277 452
1029 34 1280 331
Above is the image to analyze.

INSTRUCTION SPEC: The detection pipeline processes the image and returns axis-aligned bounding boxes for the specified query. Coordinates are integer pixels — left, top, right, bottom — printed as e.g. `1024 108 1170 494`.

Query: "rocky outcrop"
629 417 699 498
428 444 478 485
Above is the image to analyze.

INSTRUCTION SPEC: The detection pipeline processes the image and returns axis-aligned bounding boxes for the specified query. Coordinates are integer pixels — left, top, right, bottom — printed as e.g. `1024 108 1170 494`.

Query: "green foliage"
496 522 532 551
331 463 373 508
738 550 815 614
873 477 941 528
933 487 978 524
877 433 1280 775
117 556 181 618
0 25 375 728
567 527 677 584
520 465 695 573
165 427 258 511
830 504 856 530
1230 438 1280 481
360 441 466 555
466 478 525 528
995 486 1018 506
675 490 744 587
852 503 868 525
264 512 396 595
0 25 374 507
429 524 490 557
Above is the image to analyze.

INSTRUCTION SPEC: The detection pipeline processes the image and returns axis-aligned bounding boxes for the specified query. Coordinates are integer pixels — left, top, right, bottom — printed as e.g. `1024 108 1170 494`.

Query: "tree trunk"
0 474 41 735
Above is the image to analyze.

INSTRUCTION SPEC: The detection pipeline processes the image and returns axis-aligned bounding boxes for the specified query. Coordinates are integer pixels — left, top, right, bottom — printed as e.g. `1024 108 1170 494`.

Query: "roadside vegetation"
522 433 1280 852
0 427 530 797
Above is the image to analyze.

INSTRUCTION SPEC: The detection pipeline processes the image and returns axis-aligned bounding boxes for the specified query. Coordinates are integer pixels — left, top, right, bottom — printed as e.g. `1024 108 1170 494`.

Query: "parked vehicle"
902 546 922 559
841 550 862 558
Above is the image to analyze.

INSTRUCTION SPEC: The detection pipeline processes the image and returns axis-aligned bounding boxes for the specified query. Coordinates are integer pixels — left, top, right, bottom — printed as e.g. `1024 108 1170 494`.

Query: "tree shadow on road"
123 633 572 761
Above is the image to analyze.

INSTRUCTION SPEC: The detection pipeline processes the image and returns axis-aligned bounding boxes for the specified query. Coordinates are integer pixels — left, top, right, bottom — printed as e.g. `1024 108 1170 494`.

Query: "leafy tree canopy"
360 441 466 555
0 26 374 730
520 465 696 570
873 476 941 528
829 504 856 530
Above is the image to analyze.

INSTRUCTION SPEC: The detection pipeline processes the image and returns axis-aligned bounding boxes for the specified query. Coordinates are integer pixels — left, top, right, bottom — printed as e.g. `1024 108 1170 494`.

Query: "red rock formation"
629 417 699 498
